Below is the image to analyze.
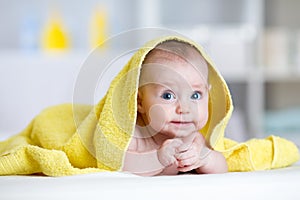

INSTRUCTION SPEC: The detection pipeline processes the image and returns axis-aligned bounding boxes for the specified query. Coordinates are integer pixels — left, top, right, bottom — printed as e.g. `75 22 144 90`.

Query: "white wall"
0 52 82 139
0 50 134 140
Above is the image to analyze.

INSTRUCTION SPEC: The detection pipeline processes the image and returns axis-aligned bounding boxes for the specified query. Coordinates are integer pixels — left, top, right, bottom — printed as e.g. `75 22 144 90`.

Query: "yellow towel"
0 35 299 176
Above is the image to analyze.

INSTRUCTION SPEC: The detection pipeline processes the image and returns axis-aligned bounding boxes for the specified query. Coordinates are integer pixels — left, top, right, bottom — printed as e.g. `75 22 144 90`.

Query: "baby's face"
138 50 209 139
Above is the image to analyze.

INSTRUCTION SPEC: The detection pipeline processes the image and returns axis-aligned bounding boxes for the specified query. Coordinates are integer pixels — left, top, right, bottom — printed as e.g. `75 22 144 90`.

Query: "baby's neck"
151 132 172 146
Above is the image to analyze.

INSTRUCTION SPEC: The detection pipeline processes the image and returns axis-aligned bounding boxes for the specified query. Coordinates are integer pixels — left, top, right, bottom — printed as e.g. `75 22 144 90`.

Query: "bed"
1 162 300 200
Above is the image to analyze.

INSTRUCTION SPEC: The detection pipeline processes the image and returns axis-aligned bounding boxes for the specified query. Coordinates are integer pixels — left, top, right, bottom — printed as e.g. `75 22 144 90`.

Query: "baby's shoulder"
127 126 157 152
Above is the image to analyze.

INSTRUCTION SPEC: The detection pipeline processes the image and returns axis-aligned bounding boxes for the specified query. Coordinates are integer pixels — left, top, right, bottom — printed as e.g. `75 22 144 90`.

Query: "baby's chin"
159 127 197 139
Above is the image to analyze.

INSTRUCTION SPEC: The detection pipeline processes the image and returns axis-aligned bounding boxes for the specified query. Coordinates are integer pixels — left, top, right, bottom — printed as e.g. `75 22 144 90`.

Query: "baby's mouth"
171 121 191 123
170 121 193 126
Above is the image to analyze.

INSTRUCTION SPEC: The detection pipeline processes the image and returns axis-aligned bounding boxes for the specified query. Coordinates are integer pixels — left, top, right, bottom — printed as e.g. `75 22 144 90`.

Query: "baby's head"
142 40 209 83
137 40 210 138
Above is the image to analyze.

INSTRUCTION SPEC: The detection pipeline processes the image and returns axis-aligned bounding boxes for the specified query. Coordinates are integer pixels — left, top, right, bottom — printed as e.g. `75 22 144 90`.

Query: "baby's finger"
165 156 177 167
178 156 197 168
176 142 191 153
170 139 183 148
164 139 183 156
175 149 194 160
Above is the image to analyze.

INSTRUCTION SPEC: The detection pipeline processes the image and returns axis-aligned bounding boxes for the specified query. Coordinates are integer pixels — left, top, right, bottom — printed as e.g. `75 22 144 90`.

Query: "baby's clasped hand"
157 139 183 167
175 133 211 172
157 133 212 173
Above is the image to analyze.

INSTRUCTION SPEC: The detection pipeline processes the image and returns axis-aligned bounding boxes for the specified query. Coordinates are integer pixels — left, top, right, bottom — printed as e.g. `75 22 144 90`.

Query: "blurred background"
0 0 300 145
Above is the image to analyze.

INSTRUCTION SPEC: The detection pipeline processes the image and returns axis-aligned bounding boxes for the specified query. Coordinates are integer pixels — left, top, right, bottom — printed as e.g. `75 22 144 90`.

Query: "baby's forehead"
138 64 209 96
139 52 209 89
144 49 189 64
142 47 208 80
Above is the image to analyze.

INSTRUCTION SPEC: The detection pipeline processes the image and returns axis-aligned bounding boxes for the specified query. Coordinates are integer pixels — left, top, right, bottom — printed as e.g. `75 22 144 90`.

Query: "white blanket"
1 162 299 200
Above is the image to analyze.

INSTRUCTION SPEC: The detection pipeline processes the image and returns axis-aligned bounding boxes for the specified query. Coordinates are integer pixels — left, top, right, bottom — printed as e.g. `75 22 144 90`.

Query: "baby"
123 40 227 176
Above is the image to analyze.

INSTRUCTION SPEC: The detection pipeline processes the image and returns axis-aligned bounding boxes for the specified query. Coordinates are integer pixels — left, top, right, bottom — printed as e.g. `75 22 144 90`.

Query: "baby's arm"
122 137 182 176
122 138 162 176
176 133 228 174
195 149 228 174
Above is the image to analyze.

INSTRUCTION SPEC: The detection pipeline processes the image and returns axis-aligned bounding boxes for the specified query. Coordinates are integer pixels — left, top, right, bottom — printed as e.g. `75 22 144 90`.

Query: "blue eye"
191 91 202 100
161 92 175 100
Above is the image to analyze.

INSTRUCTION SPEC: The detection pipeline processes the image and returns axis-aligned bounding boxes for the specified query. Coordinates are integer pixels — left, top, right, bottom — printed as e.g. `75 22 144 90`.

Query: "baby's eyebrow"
191 83 209 89
153 81 176 88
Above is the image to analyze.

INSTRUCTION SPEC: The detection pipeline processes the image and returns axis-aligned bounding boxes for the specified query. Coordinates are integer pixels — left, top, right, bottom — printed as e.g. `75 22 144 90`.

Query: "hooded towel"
0 35 299 176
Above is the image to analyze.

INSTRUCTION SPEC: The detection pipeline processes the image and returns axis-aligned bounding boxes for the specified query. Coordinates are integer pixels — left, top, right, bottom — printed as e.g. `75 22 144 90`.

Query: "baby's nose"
175 100 190 114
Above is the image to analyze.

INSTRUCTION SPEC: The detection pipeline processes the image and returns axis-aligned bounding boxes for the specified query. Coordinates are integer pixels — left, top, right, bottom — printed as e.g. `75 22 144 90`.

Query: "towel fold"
0 35 299 176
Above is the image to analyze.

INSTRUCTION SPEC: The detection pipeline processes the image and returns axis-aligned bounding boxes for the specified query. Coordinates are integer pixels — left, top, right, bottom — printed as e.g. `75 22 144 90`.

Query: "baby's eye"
191 91 202 100
161 92 175 100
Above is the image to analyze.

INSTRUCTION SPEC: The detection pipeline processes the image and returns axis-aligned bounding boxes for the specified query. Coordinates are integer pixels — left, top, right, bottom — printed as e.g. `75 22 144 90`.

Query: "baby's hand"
175 134 211 172
157 139 183 167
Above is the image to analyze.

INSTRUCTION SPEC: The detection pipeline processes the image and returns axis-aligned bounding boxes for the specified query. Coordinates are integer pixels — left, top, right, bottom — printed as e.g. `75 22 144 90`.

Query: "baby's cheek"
195 104 209 129
148 104 168 132
200 110 209 127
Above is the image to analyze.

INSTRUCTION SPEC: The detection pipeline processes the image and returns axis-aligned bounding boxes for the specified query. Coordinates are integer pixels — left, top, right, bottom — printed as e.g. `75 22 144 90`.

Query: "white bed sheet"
1 162 299 200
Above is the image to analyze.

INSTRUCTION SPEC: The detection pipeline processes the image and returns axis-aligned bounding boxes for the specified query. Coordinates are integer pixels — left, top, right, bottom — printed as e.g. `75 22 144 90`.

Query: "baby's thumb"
171 139 183 149
177 142 192 153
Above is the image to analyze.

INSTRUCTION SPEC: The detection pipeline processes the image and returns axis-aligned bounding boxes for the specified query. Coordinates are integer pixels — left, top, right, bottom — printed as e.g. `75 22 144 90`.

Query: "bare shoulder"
127 126 158 153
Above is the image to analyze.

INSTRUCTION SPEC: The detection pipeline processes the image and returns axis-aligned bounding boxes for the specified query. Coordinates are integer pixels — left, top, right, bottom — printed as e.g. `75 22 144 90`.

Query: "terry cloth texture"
0 36 299 176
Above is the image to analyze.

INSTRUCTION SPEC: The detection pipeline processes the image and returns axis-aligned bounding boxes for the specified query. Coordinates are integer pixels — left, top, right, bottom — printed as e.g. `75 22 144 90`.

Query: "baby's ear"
137 91 145 114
